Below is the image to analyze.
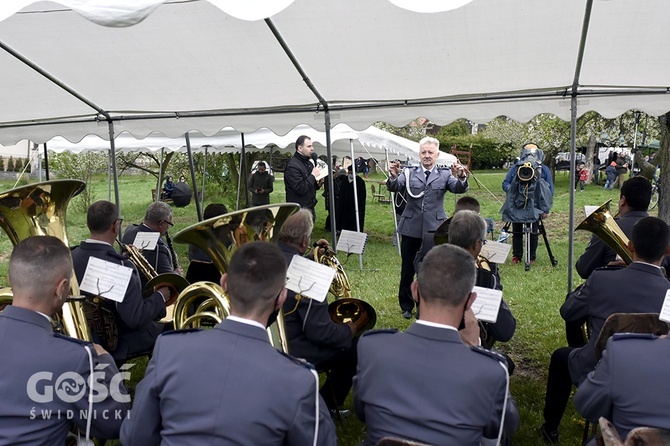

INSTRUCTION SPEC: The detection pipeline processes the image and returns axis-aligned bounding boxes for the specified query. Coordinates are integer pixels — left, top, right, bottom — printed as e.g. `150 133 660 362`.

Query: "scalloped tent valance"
0 0 669 146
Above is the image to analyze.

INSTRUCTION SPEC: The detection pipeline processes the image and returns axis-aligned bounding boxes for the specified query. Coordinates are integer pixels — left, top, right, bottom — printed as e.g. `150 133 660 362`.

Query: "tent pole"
37 146 42 182
107 146 112 201
107 121 121 211
43 142 49 181
349 139 363 269
236 133 246 211
325 113 337 247
385 149 401 256
568 96 577 293
157 147 164 203
201 146 207 213
184 133 202 221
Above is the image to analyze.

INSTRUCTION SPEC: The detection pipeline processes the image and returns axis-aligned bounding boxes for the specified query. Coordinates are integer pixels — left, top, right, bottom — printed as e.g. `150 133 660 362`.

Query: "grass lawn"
0 169 651 445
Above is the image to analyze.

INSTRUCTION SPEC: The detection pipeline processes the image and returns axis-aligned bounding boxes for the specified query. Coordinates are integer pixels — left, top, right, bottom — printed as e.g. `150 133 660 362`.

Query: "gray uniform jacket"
561 262 669 384
120 319 337 446
279 242 353 365
71 241 166 360
575 210 648 279
386 166 468 238
354 323 519 446
574 334 670 440
0 306 129 444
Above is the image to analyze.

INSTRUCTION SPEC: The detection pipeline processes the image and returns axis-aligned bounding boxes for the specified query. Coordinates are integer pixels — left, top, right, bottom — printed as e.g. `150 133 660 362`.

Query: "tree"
6 156 14 172
658 112 670 222
24 157 31 173
0 157 4 171
49 152 107 212
13 157 22 173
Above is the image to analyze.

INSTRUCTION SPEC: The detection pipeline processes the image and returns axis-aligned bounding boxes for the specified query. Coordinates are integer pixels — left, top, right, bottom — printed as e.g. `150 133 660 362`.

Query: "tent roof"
46 124 458 165
1 0 670 145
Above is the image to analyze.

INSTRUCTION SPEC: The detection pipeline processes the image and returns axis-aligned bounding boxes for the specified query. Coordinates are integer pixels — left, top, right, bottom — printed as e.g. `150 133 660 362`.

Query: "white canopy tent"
0 0 669 288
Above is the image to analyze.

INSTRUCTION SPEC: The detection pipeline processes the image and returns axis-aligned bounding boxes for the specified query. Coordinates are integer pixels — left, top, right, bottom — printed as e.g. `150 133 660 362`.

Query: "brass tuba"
313 244 377 336
0 180 92 340
171 203 300 352
576 199 633 265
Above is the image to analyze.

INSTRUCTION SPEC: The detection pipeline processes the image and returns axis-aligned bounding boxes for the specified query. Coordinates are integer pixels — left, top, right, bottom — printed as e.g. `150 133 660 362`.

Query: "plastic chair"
371 184 390 203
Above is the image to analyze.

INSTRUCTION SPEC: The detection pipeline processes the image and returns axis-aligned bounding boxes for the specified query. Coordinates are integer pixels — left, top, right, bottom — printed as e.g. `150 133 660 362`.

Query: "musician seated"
278 209 357 414
185 203 228 284
354 244 519 446
121 242 337 446
413 196 481 274
448 210 516 349
575 176 651 280
0 236 129 442
122 201 183 290
541 216 670 444
71 201 173 362
574 329 670 442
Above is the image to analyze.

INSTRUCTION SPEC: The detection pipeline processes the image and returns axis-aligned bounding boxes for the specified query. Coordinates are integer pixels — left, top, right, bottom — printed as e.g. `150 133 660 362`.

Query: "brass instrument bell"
576 199 633 265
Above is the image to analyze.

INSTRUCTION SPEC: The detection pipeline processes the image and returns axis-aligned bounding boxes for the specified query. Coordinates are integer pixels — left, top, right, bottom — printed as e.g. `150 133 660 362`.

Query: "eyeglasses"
162 220 174 228
116 218 123 226
480 239 487 245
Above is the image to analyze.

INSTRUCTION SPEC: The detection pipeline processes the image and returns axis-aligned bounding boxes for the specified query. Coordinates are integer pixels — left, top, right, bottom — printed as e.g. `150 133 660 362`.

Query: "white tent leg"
349 139 363 269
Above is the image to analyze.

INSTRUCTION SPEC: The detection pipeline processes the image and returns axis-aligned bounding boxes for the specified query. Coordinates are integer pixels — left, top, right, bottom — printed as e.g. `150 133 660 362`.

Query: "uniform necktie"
424 170 430 181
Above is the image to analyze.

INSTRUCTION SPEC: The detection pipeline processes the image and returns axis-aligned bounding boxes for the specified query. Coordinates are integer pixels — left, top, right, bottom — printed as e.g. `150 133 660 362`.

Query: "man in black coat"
72 201 172 362
284 135 322 219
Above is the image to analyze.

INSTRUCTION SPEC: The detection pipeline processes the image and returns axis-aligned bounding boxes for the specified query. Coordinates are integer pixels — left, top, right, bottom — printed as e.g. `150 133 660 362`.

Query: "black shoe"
540 424 559 444
402 310 412 319
330 409 351 420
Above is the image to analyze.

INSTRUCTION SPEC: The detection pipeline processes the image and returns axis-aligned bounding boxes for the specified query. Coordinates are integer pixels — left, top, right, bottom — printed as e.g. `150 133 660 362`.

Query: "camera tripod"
502 219 558 271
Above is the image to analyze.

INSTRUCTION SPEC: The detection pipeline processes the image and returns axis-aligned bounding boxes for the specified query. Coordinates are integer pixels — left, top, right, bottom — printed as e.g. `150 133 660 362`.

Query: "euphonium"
117 239 189 300
576 199 633 265
0 180 92 340
313 243 377 336
171 203 300 352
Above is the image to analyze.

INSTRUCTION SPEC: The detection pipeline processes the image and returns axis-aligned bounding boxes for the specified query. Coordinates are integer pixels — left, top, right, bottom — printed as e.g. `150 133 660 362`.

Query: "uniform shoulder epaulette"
470 345 507 362
612 333 657 341
53 332 92 346
159 328 202 337
360 328 398 339
278 351 316 370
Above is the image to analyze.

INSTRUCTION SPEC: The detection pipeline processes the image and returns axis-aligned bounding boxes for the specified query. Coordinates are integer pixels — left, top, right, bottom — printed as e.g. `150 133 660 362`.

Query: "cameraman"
501 143 554 265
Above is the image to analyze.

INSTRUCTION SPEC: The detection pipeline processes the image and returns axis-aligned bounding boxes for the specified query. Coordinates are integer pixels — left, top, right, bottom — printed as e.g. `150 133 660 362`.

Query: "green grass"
0 170 651 445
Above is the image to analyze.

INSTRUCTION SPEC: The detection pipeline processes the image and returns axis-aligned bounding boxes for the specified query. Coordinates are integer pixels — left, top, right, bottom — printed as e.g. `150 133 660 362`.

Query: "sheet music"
132 231 160 251
584 205 600 217
80 256 133 303
479 241 512 264
285 255 335 303
470 286 503 323
336 230 368 255
314 159 330 181
660 290 670 323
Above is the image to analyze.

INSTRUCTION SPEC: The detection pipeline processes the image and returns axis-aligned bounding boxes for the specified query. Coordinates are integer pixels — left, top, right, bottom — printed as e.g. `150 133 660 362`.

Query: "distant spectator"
603 161 617 190
576 163 588 191
248 162 274 206
613 156 628 188
178 175 186 183
162 175 174 199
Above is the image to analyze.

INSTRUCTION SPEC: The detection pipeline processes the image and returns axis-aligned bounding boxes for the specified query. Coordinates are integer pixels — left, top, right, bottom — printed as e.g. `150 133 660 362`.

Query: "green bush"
6 156 14 172
436 134 515 169
14 157 22 173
